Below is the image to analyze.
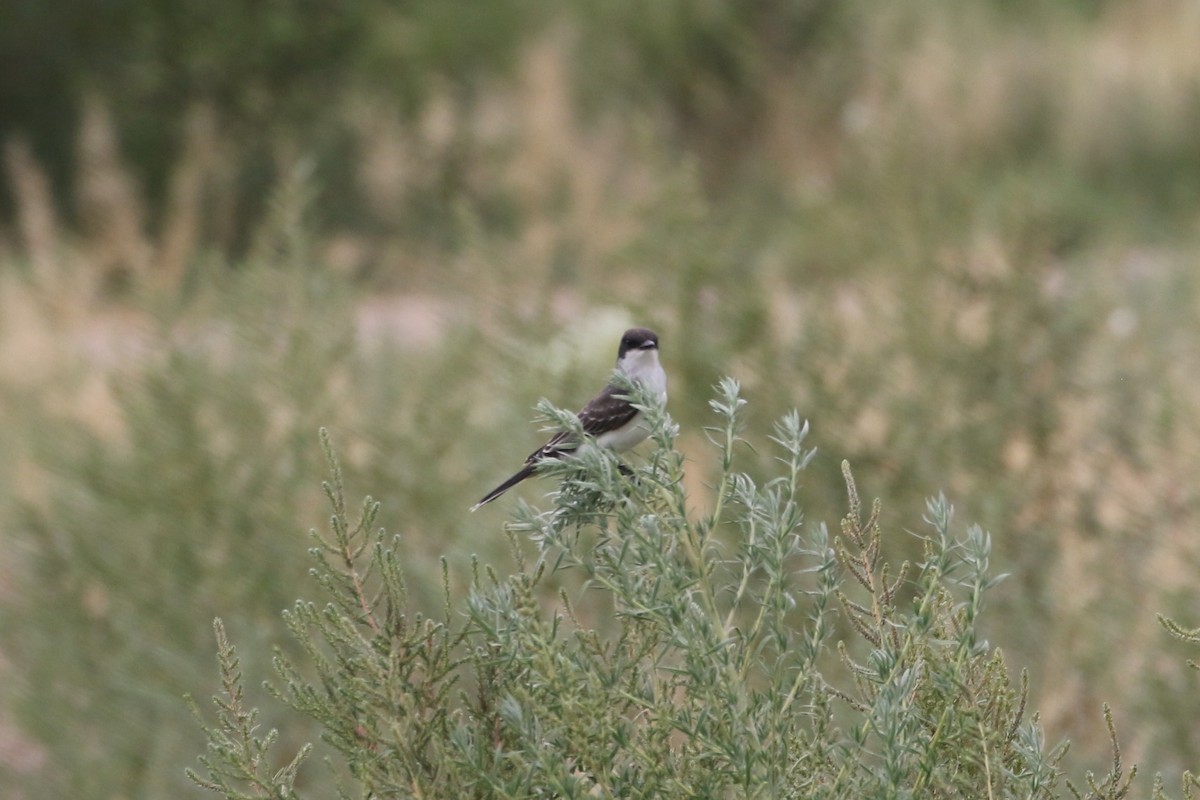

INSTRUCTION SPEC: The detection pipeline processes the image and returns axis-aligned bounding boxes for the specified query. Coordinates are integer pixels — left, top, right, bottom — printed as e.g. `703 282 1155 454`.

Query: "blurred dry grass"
1 1 1199 795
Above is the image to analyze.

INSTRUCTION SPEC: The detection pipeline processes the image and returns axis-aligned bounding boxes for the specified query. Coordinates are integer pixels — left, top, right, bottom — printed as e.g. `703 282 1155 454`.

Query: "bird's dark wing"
578 383 640 436
524 383 639 463
473 384 639 511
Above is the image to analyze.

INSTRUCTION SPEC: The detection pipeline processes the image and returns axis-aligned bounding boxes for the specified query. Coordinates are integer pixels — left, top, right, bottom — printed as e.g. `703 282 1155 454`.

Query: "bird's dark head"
618 328 659 360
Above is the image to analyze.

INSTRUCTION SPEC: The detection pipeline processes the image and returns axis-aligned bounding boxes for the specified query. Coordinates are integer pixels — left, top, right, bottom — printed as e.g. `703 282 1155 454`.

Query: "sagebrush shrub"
189 379 1172 799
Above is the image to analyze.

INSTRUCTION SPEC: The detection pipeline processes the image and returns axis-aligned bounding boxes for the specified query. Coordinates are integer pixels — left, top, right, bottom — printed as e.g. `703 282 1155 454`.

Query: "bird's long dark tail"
471 464 537 511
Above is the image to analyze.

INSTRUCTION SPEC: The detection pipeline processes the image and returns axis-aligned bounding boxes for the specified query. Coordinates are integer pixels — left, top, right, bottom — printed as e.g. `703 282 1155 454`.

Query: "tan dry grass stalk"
77 94 152 282
157 102 221 290
4 137 60 280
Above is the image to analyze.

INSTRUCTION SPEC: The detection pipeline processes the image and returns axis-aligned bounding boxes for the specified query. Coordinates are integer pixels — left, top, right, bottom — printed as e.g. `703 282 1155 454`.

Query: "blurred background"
1 0 1198 796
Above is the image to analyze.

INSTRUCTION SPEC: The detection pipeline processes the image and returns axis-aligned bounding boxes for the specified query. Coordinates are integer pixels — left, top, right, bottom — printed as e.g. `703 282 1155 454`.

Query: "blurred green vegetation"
1 0 1199 796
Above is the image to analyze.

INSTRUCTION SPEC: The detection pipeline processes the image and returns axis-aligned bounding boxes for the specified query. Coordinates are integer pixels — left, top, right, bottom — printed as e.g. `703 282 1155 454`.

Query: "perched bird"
472 327 667 510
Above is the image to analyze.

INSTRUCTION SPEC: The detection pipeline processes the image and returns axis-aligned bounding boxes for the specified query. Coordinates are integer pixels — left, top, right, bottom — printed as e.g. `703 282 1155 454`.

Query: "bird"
472 327 667 511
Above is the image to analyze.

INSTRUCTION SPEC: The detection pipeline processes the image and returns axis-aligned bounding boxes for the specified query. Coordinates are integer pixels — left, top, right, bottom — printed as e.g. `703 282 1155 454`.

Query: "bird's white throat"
620 349 668 403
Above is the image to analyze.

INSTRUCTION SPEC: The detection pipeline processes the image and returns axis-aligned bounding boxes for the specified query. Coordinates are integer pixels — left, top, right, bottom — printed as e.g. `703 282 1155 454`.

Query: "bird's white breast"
595 413 652 452
599 349 666 453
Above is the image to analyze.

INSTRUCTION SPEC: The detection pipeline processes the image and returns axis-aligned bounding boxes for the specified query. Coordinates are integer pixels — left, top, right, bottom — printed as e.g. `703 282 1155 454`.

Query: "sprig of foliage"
816 462 1070 799
188 380 1171 798
1157 615 1200 673
1154 615 1200 800
270 429 471 795
185 619 311 799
